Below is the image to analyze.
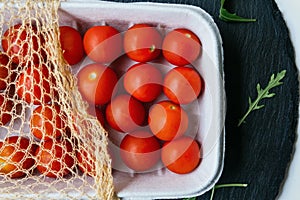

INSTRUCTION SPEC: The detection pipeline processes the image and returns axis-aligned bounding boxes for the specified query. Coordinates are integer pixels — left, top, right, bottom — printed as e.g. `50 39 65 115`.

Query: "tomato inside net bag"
0 0 116 199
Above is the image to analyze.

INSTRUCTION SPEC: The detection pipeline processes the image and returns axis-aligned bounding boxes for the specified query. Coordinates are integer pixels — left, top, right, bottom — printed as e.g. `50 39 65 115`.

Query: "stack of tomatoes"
74 23 204 174
0 23 81 179
0 22 204 179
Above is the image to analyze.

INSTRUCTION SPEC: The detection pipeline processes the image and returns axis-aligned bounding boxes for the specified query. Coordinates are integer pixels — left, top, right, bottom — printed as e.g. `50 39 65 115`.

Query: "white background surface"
275 0 300 199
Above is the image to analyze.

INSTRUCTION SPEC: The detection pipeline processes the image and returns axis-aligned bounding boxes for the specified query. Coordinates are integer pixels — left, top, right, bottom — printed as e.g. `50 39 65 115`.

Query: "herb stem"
210 183 248 200
219 0 256 22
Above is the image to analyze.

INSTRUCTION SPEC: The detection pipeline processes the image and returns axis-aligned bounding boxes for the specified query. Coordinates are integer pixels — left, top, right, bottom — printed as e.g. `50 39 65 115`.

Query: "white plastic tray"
1 1 226 199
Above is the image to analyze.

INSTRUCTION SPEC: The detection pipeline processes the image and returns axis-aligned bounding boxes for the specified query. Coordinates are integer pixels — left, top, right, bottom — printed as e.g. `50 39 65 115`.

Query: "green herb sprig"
238 70 286 127
183 183 248 200
219 0 256 22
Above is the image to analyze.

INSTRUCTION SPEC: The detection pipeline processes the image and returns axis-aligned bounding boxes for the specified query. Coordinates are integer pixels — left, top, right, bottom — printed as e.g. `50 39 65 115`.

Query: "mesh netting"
0 0 116 199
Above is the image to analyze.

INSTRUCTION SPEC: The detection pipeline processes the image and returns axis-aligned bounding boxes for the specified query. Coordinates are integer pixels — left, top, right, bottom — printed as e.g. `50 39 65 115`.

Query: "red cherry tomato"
35 139 75 178
124 24 162 62
148 101 188 141
0 136 37 178
162 28 201 66
0 52 17 91
124 63 163 102
83 26 122 63
30 104 66 141
106 94 146 133
77 63 118 105
0 93 14 126
59 26 84 65
161 136 201 174
16 64 57 105
2 24 45 64
163 66 202 104
120 130 161 172
87 104 105 126
76 146 96 177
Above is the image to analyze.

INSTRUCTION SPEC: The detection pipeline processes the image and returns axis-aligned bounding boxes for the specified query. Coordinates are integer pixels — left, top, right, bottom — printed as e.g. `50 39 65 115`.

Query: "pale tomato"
148 101 188 141
162 28 201 66
123 63 163 102
124 24 162 62
163 66 202 104
83 26 122 63
120 130 161 172
77 63 118 105
106 94 146 133
161 136 201 174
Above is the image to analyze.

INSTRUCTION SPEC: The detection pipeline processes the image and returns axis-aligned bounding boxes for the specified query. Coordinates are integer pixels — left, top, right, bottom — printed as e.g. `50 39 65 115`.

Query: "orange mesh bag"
0 0 116 199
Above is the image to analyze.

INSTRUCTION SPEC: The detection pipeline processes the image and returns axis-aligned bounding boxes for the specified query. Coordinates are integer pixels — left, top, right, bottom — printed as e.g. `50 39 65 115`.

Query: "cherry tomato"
163 66 202 104
0 52 17 91
35 138 75 178
124 63 163 102
161 136 201 174
76 146 96 176
17 64 57 105
162 28 201 66
59 26 84 65
106 94 146 133
77 63 118 105
0 93 14 126
2 24 45 64
0 136 37 178
30 104 66 141
124 24 162 62
87 105 105 126
83 26 122 63
120 130 161 172
148 101 188 141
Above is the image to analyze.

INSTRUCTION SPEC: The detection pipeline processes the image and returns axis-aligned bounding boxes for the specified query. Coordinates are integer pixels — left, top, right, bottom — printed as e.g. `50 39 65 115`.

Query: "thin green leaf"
219 0 256 22
265 93 276 98
254 104 264 110
256 83 261 93
238 70 286 127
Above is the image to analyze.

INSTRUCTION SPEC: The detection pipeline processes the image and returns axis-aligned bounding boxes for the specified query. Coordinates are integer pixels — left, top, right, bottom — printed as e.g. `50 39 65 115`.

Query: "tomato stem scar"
149 44 155 52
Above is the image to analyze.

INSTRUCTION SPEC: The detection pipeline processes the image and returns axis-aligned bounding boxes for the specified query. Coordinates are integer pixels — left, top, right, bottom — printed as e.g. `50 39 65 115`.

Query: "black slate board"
105 0 299 199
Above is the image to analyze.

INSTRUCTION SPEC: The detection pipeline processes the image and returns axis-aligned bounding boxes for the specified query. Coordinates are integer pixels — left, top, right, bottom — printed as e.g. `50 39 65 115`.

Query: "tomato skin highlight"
0 136 37 178
105 94 146 133
120 130 161 172
163 66 202 104
148 101 188 141
124 24 162 62
124 63 163 102
162 28 201 66
59 26 84 65
77 63 118 105
83 26 122 63
35 139 75 178
161 136 201 174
